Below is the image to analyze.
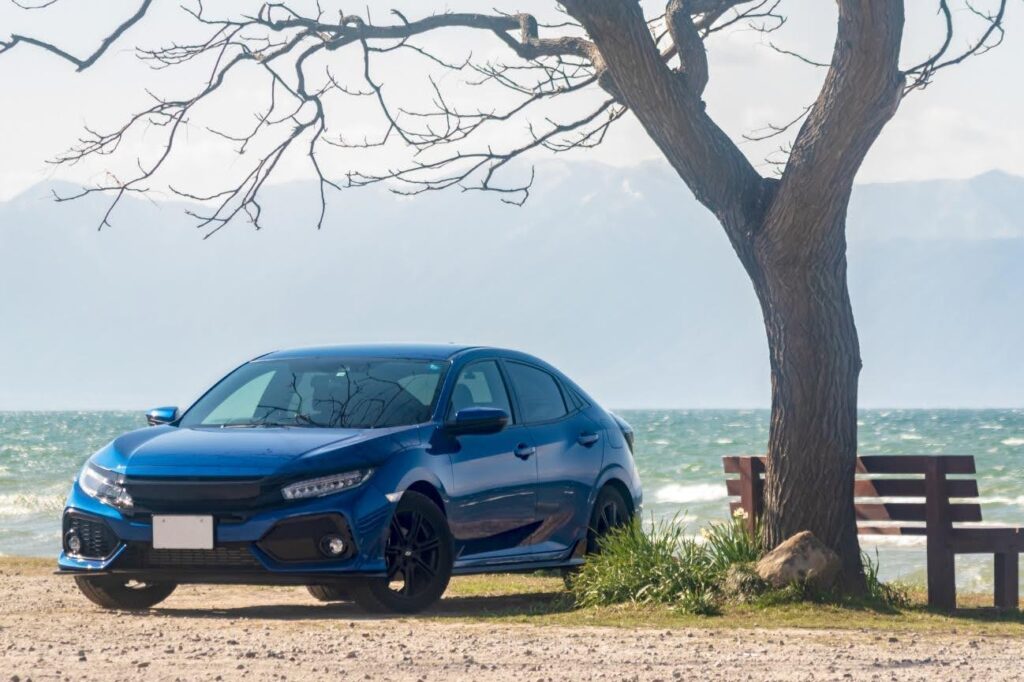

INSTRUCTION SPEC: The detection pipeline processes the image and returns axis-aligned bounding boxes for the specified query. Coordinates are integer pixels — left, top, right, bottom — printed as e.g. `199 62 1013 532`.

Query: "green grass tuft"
568 516 720 614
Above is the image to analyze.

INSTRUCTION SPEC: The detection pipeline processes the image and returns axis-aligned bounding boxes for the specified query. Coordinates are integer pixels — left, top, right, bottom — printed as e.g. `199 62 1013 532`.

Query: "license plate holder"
152 515 214 550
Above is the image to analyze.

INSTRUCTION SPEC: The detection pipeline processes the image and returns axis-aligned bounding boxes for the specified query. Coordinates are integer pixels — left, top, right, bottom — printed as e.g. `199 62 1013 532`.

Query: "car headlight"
78 462 133 511
281 469 373 500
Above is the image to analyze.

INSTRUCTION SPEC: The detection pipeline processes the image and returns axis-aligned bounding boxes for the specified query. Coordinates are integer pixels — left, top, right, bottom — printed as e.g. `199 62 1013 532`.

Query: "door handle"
514 444 536 459
577 432 600 447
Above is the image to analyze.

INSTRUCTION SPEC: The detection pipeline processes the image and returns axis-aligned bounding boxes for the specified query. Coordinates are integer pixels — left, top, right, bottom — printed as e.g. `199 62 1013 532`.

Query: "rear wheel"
306 584 351 602
74 576 176 610
587 485 630 553
564 485 631 589
351 491 452 614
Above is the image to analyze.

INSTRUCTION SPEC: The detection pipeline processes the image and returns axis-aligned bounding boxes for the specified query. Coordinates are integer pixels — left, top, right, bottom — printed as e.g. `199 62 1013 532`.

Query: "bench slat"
724 454 976 475
950 528 1024 553
857 525 927 536
856 455 975 474
853 479 979 498
855 502 982 523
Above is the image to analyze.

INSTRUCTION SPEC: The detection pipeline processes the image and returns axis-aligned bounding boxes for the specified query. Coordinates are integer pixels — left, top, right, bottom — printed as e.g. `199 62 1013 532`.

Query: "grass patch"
569 516 918 616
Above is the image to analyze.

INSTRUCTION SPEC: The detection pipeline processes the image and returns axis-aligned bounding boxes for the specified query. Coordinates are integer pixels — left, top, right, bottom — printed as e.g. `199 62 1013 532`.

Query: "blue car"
59 345 641 613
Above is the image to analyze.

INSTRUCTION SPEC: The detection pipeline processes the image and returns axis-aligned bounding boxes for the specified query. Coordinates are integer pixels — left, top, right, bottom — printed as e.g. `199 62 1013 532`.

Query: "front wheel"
351 491 453 614
74 576 176 610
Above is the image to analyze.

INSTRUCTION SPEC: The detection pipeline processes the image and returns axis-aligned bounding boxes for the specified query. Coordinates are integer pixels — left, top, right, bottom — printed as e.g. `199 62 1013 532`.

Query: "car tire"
74 576 176 610
351 491 453 614
307 584 352 602
585 484 631 554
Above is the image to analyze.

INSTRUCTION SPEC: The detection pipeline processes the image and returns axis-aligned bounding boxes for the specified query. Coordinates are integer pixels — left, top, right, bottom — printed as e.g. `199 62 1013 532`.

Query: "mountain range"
1 161 1021 409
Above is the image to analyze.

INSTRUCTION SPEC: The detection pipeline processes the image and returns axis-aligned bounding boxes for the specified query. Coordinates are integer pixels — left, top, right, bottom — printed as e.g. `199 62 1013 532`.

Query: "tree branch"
563 0 768 253
765 0 906 248
0 0 153 71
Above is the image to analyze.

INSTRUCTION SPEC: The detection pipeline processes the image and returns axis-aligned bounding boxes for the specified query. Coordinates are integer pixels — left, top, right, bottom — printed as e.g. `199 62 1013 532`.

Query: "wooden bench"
723 454 1024 611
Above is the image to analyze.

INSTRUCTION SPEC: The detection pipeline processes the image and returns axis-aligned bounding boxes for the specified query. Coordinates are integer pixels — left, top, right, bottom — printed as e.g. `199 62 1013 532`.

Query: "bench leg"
994 553 1019 611
927 548 956 611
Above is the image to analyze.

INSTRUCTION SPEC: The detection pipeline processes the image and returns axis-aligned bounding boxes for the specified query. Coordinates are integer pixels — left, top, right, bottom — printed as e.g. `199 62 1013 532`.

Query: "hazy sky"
1 1 1022 199
1 1 1021 410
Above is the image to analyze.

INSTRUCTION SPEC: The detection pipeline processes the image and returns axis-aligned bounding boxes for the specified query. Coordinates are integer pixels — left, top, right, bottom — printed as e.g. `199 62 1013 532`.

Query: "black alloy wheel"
587 485 631 553
351 491 453 614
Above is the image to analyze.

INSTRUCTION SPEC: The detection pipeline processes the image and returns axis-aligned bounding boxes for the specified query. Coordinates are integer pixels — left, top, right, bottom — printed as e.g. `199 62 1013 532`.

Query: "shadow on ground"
147 591 573 621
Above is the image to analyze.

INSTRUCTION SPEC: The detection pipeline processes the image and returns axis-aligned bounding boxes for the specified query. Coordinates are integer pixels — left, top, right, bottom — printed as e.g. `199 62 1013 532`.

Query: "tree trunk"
562 0 905 592
753 207 864 589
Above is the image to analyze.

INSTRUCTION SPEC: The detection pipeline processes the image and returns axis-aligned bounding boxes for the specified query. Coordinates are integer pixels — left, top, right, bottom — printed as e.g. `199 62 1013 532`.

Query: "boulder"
755 531 841 589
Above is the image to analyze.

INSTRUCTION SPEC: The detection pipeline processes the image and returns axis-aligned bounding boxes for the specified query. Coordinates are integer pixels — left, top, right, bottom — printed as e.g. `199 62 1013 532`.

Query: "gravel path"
2 567 1023 681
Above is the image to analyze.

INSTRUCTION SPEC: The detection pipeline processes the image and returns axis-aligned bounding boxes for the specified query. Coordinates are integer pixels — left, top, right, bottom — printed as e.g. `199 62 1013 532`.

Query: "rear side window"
505 362 567 424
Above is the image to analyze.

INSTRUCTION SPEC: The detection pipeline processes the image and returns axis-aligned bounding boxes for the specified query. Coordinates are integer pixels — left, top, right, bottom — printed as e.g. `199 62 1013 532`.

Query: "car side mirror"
444 407 509 436
146 406 179 426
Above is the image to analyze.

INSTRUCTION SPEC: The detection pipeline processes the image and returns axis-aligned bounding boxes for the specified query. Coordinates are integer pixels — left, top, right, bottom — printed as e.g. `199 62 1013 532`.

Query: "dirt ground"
2 564 1024 681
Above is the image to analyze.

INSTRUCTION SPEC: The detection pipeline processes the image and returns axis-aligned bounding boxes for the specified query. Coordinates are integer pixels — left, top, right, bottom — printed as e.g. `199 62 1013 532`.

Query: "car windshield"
179 357 448 429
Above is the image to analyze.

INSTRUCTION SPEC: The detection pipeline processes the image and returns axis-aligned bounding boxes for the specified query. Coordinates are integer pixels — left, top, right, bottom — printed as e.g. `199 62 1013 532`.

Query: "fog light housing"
319 535 347 557
65 531 82 555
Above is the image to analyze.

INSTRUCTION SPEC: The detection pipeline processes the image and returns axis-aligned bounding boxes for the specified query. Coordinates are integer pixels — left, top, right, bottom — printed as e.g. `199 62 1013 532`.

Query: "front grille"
64 513 119 559
117 544 264 570
123 477 273 514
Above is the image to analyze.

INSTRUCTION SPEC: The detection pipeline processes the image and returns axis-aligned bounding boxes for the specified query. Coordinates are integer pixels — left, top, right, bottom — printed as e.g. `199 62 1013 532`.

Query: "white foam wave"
899 433 923 441
0 493 66 517
1001 437 1024 447
655 483 727 505
714 438 734 445
978 495 1024 508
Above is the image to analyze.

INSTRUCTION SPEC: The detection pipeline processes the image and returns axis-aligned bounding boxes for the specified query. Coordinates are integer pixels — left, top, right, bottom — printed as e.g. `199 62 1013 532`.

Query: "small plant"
569 516 719 614
701 510 764 576
862 549 910 609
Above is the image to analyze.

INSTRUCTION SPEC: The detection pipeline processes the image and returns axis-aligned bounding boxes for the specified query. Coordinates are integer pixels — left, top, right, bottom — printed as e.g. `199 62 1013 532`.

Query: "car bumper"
57 479 395 582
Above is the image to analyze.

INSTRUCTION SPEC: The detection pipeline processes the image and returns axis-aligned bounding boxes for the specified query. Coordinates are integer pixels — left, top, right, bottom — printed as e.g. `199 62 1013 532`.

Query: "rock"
755 531 840 589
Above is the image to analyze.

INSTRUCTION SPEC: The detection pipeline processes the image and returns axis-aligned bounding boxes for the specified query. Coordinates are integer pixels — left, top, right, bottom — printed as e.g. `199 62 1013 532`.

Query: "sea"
2 409 1023 591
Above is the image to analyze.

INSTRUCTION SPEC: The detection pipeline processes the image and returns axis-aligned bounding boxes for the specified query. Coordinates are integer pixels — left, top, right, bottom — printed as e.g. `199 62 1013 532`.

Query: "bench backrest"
722 455 981 537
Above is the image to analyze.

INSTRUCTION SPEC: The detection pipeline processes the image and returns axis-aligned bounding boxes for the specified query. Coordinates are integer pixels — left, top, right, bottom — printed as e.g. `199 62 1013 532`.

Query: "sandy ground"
2 568 1024 681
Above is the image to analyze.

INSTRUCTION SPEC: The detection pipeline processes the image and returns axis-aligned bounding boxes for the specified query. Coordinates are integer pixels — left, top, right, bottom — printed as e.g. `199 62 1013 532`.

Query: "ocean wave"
0 493 66 517
978 495 1024 508
899 433 923 441
713 438 734 445
654 483 727 505
1001 437 1024 447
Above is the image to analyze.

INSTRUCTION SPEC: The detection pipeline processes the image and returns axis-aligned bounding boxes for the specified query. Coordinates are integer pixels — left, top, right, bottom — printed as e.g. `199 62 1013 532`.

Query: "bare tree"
2 0 1009 587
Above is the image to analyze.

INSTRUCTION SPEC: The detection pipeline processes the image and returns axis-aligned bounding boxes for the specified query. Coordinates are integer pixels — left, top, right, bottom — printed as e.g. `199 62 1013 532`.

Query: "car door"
503 361 603 555
444 360 539 560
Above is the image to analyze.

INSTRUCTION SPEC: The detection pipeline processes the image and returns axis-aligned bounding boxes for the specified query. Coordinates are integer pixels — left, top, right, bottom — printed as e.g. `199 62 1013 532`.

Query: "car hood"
92 424 421 478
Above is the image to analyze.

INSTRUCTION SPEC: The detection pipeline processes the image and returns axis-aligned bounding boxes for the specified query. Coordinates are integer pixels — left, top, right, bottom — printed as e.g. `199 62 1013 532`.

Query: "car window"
447 361 513 420
561 384 586 412
181 358 447 428
203 371 275 425
505 362 568 424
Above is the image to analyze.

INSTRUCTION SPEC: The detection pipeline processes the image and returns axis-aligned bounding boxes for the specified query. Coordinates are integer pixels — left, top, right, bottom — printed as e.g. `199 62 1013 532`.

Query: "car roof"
257 344 480 362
